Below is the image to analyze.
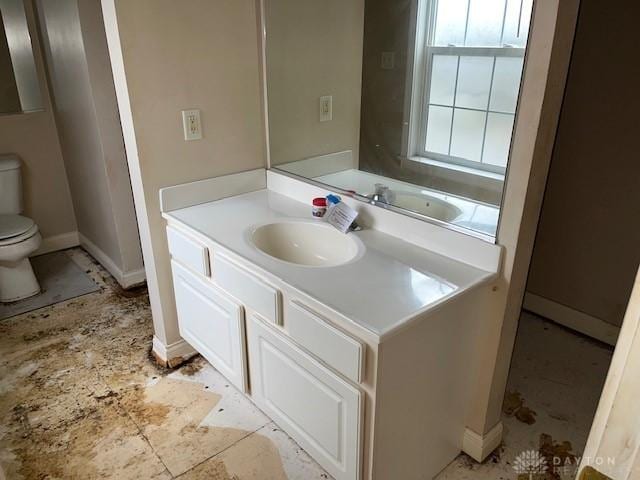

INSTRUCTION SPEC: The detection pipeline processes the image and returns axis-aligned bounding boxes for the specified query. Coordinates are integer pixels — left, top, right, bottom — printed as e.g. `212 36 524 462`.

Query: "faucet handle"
374 183 388 195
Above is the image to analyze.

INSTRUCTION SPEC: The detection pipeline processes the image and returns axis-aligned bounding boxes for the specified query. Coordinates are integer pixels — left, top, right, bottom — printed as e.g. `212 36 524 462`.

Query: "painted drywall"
527 0 640 330
37 0 143 284
265 0 364 167
103 0 265 347
0 0 77 248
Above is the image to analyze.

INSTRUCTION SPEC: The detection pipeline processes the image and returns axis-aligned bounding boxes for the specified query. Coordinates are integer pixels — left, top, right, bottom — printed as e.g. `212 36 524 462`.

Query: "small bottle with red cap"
312 197 327 217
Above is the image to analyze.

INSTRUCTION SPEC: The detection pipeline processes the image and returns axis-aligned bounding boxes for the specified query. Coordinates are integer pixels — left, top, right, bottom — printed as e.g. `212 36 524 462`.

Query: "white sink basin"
248 221 363 267
392 192 462 222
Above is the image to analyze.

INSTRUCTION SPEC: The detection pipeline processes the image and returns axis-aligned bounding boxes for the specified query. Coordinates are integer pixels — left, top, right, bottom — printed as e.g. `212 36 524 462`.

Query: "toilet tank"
0 154 23 215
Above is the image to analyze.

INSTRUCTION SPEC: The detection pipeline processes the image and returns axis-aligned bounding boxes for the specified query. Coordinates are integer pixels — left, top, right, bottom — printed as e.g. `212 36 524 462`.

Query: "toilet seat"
0 215 38 246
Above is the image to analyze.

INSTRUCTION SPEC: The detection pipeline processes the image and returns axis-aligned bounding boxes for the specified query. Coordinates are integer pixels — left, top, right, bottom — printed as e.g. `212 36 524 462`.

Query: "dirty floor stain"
0 248 613 480
503 390 538 425
0 248 330 480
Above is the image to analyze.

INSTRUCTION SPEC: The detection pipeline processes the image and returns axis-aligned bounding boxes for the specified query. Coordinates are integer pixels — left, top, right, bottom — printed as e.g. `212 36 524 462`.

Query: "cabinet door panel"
247 315 362 480
172 261 247 392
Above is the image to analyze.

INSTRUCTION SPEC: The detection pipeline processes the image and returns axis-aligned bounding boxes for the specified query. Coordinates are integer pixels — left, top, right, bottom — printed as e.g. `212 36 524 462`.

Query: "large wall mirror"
0 0 43 114
264 0 534 239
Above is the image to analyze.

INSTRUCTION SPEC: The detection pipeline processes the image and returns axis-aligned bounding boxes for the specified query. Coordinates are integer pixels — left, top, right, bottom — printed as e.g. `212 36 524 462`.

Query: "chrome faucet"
370 183 395 205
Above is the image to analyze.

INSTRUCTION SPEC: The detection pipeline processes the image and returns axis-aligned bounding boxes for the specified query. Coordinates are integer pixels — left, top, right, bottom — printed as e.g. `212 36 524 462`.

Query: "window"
411 0 533 174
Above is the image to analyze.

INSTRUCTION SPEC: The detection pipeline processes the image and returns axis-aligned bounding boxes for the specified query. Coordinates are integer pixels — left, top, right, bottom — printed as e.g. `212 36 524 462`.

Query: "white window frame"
406 0 527 176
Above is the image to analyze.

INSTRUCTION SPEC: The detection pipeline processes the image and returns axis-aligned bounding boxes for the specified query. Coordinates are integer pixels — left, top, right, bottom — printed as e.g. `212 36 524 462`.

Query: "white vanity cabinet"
163 201 497 480
167 225 366 480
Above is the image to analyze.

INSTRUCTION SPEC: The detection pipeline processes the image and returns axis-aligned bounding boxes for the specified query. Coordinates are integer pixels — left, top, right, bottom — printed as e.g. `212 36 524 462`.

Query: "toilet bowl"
0 214 42 302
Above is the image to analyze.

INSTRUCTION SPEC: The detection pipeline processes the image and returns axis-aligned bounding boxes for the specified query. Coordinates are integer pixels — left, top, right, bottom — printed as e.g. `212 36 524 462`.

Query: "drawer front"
247 315 362 480
167 226 210 276
171 261 247 392
287 301 364 383
213 253 281 325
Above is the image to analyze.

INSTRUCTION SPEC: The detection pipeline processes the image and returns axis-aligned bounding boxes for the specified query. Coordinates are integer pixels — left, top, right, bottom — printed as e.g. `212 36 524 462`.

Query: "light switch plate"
181 109 202 141
319 96 332 122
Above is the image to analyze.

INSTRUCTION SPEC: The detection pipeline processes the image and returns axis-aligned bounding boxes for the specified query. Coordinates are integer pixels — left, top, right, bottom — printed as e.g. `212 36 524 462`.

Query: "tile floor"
0 248 613 479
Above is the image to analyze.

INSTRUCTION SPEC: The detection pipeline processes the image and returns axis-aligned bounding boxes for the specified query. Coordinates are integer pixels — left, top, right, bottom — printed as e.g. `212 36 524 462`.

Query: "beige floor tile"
0 401 169 479
177 429 288 480
170 360 270 433
177 422 333 480
120 375 259 477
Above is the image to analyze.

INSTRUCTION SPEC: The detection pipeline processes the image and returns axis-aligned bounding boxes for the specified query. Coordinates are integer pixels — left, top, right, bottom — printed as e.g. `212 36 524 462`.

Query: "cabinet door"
171 260 247 392
247 315 362 480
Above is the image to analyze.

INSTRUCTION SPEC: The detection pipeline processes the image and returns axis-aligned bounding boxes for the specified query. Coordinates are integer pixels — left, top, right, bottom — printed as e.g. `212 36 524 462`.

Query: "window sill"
406 156 505 182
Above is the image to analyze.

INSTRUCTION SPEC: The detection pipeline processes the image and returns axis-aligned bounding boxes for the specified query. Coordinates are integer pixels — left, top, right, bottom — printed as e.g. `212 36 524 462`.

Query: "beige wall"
106 0 265 346
266 0 364 166
37 0 143 280
526 0 640 330
0 0 77 246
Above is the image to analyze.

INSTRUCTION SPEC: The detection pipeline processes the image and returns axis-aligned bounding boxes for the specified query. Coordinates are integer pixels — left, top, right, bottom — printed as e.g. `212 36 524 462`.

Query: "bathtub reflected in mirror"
264 0 534 239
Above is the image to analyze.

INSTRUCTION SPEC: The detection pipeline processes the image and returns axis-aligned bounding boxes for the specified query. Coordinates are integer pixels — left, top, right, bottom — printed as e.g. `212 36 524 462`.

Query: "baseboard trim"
33 231 80 256
79 233 146 289
121 267 146 288
524 293 619 346
152 336 197 368
462 422 503 462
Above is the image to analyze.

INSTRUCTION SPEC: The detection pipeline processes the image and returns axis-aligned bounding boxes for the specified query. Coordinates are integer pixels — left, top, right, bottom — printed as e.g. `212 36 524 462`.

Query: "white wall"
102 0 266 358
37 0 144 286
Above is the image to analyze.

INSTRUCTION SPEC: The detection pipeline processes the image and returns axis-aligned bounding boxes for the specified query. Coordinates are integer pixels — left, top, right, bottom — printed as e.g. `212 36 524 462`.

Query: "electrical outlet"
319 96 332 122
181 109 202 141
381 51 395 70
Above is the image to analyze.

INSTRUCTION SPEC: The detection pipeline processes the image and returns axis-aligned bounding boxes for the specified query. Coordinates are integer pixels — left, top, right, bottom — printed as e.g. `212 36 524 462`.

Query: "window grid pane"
422 1 533 172
434 0 533 48
425 52 509 166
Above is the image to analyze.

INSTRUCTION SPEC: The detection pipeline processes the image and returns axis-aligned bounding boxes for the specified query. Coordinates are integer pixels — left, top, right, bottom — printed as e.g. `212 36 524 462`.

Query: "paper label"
325 202 358 233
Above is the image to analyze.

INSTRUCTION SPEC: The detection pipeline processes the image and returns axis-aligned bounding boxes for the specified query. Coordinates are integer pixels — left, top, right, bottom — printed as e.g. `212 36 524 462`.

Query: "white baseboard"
79 233 146 289
462 422 503 462
120 267 146 288
33 231 80 256
152 335 197 367
524 293 619 346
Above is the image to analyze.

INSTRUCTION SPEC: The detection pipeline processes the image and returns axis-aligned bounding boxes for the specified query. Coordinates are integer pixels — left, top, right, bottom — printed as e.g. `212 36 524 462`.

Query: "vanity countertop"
163 189 496 339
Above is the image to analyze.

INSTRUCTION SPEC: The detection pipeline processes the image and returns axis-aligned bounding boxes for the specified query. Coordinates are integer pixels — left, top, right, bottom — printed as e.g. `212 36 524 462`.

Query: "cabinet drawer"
167 226 210 276
247 315 362 480
213 253 281 325
171 261 247 392
287 301 364 383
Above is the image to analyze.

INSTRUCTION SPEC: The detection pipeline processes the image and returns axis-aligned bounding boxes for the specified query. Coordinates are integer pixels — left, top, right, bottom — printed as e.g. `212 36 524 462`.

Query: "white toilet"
0 154 42 302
